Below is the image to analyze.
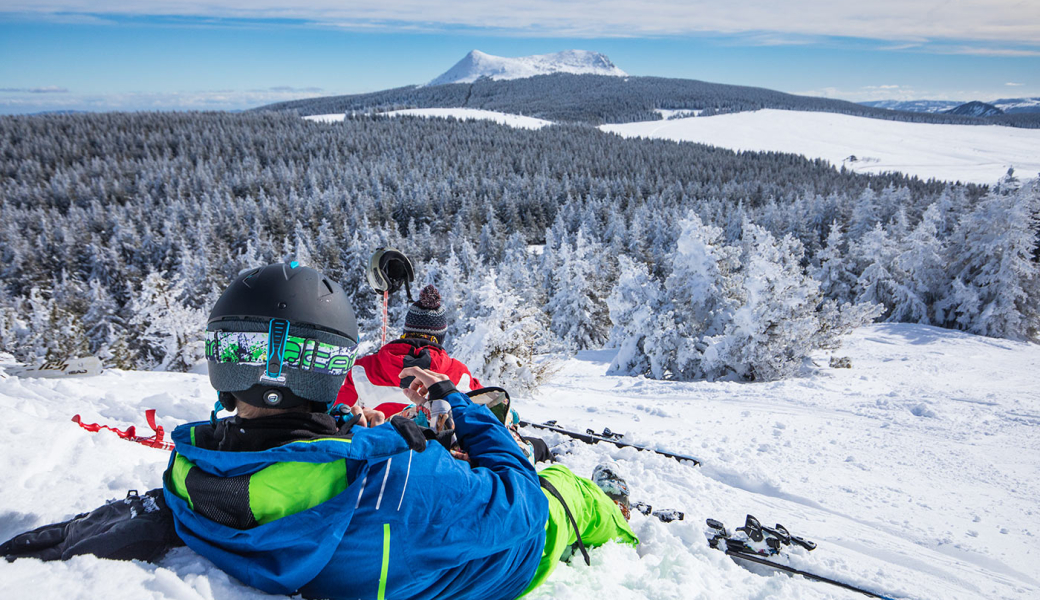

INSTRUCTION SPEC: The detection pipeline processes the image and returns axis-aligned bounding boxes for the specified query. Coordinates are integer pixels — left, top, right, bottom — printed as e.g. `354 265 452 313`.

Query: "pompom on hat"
403 284 448 344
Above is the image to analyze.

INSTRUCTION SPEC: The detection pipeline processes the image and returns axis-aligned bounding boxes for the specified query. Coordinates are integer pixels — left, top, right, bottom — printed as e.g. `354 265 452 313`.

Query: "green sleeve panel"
248 459 348 525
521 464 639 596
169 454 196 511
168 454 348 527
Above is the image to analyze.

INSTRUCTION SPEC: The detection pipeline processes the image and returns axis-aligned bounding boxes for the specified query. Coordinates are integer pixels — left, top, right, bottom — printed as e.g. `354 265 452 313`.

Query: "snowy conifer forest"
0 111 1038 388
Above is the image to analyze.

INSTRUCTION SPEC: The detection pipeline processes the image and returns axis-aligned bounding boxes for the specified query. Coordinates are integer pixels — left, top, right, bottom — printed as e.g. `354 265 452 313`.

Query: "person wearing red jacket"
333 284 481 422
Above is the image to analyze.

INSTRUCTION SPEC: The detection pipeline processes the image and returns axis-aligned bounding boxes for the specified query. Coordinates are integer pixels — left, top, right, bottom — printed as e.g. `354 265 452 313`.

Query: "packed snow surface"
602 109 1040 184
305 108 552 130
429 50 626 86
2 323 1039 599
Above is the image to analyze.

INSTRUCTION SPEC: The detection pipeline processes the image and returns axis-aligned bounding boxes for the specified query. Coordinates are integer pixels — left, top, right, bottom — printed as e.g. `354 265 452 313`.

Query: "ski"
707 516 898 600
722 550 898 600
8 356 104 379
519 420 702 466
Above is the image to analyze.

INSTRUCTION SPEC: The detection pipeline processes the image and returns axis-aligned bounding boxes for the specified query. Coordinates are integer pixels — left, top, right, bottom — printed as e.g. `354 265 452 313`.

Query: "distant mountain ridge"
944 101 1003 118
862 97 1040 114
256 52 1040 129
859 100 961 114
429 50 627 85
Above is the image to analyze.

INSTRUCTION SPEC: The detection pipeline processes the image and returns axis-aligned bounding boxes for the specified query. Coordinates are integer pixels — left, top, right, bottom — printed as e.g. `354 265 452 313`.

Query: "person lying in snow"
334 283 482 426
1 262 637 600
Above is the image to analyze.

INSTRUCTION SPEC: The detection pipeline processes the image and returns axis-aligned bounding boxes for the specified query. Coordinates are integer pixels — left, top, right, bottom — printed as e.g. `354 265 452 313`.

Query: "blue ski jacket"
162 389 548 600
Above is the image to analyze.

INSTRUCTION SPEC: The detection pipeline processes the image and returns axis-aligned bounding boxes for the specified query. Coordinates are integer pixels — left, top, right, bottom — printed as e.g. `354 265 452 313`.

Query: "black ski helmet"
206 262 359 411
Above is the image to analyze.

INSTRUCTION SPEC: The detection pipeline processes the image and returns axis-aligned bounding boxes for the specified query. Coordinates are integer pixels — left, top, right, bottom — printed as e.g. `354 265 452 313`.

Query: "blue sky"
1 2 1038 114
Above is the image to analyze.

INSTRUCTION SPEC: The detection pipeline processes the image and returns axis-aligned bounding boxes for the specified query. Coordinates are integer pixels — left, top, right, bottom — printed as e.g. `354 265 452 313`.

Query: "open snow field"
1 323 1038 599
601 109 1040 185
306 107 1039 184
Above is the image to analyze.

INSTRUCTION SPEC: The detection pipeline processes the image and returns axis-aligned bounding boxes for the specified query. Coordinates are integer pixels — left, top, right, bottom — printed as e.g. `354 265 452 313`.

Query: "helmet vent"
321 279 334 297
242 268 262 289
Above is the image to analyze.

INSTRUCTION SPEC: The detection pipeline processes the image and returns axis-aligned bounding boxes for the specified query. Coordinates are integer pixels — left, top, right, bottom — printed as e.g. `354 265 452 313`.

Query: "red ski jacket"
333 338 482 417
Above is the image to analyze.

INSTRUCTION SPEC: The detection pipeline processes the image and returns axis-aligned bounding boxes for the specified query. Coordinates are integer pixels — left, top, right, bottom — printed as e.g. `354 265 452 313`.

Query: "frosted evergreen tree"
853 224 898 318
890 204 945 324
82 277 126 364
547 229 610 351
128 271 206 371
451 270 553 392
813 221 856 303
660 212 741 380
24 287 55 364
848 187 880 241
717 226 823 381
424 247 466 341
498 231 540 305
938 181 1040 340
606 255 664 377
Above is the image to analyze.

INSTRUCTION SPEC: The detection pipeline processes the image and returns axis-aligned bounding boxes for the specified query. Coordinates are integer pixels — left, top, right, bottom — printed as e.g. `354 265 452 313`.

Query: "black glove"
390 415 428 452
1 489 182 563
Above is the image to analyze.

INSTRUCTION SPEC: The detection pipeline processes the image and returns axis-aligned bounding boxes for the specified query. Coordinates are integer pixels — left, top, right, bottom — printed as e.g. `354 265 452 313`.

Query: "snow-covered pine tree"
813 221 857 304
546 228 610 351
848 187 880 241
937 180 1040 340
890 204 946 324
658 212 741 380
423 247 466 340
451 269 553 392
81 277 127 365
128 271 206 371
498 231 540 305
853 223 898 318
715 225 823 381
606 255 664 377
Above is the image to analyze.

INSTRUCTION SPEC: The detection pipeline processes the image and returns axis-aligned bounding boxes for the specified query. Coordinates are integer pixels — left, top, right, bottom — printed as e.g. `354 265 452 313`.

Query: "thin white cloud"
797 84 1040 103
940 46 1040 57
5 2 1040 46
0 88 331 114
0 86 70 93
1006 82 1024 86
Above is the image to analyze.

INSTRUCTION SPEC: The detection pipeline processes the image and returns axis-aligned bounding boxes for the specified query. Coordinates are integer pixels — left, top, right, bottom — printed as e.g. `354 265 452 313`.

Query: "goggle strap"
265 319 291 381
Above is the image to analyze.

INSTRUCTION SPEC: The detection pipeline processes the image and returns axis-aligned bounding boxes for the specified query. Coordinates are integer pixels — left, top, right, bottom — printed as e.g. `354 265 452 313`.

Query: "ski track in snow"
1 323 1038 599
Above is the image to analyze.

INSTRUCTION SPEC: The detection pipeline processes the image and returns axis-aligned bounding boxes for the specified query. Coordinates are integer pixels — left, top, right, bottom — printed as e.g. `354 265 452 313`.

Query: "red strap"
71 414 136 439
71 410 174 452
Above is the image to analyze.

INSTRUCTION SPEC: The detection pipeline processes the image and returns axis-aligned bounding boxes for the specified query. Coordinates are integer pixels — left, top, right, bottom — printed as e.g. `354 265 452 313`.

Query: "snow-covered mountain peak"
429 49 627 86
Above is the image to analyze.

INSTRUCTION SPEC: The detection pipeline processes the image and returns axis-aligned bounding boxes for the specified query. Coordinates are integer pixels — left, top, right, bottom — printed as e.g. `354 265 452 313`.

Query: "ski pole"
520 420 702 467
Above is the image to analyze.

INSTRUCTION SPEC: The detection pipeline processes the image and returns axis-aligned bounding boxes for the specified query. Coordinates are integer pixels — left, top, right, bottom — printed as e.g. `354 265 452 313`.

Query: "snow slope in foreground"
1 323 1038 599
602 109 1040 185
304 108 552 130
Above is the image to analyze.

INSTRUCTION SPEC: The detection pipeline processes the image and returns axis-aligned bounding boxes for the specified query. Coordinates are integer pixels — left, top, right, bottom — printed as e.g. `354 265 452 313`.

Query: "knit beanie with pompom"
403 284 448 344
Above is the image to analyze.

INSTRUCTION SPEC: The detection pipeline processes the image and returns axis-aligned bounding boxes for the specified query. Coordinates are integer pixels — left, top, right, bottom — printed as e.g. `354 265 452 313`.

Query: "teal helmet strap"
263 319 291 383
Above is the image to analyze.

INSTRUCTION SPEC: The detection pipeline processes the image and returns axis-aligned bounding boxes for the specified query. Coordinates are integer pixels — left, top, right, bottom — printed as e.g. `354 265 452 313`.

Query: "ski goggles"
468 387 514 426
205 327 359 379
